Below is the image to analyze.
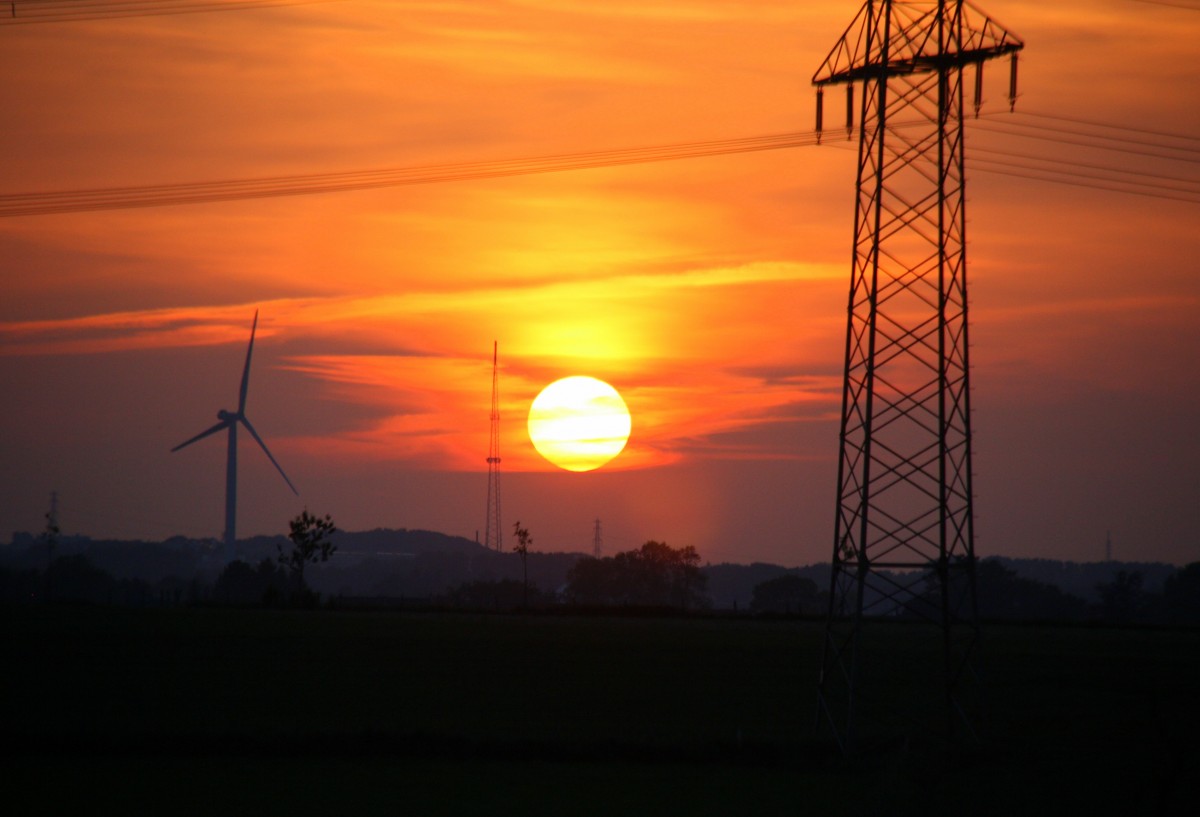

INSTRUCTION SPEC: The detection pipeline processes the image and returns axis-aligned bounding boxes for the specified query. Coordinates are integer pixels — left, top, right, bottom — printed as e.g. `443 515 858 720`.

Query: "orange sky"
1 1 1198 566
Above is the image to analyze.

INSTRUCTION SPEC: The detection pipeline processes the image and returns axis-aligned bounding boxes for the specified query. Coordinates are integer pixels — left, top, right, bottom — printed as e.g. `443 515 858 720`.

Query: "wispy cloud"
0 258 843 469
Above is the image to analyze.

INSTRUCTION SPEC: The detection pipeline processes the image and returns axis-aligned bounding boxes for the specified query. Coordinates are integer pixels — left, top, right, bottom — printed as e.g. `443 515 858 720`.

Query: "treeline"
0 540 712 612
736 558 1200 626
7 549 1199 626
4 519 1199 624
1 554 338 609
0 554 201 607
0 509 339 609
906 559 1200 625
0 538 716 613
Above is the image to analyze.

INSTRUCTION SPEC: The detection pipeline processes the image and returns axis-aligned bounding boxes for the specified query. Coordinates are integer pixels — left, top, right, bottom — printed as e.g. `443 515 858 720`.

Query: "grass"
2 606 1198 815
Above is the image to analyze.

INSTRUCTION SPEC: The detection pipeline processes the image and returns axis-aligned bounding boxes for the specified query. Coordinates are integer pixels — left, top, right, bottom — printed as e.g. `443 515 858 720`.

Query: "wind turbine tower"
483 341 503 552
171 311 298 562
812 1 1023 753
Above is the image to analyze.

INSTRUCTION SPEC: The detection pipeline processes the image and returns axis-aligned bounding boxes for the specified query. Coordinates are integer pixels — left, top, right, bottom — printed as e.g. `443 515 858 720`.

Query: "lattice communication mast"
812 1 1022 752
484 341 503 552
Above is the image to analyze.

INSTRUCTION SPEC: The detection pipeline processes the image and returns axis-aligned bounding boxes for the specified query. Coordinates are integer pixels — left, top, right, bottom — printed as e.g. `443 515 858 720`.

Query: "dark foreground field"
3 606 1198 816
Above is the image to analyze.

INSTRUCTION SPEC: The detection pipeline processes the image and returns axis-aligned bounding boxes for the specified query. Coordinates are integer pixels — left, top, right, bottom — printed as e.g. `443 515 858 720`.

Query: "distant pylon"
592 518 602 558
483 341 503 552
813 1 1023 754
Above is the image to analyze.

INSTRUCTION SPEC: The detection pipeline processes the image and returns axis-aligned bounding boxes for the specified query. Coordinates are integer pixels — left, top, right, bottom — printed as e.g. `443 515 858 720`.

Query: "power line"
974 116 1200 165
2 110 1197 217
966 110 1200 203
972 159 1200 205
973 145 1199 188
0 131 824 217
1011 109 1200 145
0 0 342 25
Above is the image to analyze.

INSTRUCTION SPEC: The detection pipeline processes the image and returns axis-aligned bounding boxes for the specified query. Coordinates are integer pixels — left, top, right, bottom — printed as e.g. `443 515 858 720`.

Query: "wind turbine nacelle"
218 409 235 421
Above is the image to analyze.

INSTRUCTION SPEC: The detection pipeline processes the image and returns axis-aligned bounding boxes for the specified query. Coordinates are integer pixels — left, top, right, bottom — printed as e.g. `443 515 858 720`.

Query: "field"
3 606 1198 815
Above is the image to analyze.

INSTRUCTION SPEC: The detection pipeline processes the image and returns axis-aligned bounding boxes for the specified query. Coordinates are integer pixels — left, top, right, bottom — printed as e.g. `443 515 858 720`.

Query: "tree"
563 556 623 606
750 574 822 615
512 521 532 609
44 555 116 605
1164 562 1200 625
973 559 1089 622
1097 570 1153 624
40 507 60 597
215 558 289 606
564 540 709 610
277 510 337 598
905 558 1091 623
447 578 553 611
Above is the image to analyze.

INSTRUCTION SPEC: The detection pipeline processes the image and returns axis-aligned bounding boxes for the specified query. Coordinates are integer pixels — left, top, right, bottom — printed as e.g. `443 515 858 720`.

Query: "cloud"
0 258 845 471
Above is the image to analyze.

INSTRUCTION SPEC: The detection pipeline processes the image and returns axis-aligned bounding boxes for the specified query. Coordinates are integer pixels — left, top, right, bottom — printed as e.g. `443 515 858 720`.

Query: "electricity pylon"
484 341 503 552
812 1 1022 753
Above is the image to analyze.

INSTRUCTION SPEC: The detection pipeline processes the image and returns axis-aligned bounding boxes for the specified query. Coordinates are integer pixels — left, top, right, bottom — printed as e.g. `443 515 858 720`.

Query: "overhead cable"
0 131 823 217
2 110 1197 217
0 0 339 25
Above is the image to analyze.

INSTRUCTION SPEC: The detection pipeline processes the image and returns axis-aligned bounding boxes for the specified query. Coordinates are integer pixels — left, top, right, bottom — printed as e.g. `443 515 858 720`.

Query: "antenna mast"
592 518 602 559
813 0 1023 754
484 341 503 552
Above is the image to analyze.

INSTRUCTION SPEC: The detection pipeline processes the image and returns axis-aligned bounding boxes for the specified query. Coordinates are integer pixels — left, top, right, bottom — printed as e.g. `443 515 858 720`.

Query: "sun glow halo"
527 376 631 472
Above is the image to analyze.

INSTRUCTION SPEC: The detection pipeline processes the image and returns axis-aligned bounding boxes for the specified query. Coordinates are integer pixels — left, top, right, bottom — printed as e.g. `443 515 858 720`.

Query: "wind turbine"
171 310 298 562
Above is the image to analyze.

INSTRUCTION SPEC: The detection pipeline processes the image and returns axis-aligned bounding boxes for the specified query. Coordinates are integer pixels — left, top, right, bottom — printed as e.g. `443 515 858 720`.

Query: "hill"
1 527 1185 610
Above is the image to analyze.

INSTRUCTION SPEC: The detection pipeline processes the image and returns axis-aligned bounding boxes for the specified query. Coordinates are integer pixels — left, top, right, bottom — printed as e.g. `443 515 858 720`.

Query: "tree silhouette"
1097 570 1154 624
40 509 60 599
44 555 115 605
1164 562 1200 625
512 521 532 609
448 578 553 611
905 558 1091 623
215 558 289 606
974 559 1088 622
277 510 337 602
750 574 823 615
564 541 709 609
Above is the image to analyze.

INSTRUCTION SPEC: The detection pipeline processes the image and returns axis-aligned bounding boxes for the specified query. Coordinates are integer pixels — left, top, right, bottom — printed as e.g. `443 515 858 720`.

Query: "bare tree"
512 521 532 609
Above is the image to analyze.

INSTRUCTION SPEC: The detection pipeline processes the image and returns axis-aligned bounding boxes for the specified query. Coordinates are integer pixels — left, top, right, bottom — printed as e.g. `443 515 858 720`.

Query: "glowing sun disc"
528 376 631 472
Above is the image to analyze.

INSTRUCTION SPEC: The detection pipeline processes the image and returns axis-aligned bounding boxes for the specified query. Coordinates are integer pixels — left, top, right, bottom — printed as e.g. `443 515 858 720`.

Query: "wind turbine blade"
238 310 259 414
170 420 230 452
240 416 299 495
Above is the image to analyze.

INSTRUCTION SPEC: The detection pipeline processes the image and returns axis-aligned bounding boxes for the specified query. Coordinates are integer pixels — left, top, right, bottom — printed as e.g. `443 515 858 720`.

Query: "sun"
527 376 632 472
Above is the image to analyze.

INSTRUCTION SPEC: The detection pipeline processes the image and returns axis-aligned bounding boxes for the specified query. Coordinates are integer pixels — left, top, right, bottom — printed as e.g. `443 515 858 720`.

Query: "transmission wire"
3 107 1199 216
0 131 824 217
0 0 342 25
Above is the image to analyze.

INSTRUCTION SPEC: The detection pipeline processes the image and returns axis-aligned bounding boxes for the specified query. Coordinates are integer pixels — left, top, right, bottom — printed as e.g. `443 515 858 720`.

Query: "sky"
1 0 1198 567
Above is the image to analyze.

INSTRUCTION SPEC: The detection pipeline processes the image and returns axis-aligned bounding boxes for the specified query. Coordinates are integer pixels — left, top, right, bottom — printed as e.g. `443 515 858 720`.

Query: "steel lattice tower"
484 341 503 552
812 1 1022 753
